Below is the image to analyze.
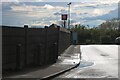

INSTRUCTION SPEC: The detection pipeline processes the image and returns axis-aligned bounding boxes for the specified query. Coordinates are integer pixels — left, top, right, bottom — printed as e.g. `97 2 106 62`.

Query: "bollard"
16 44 22 70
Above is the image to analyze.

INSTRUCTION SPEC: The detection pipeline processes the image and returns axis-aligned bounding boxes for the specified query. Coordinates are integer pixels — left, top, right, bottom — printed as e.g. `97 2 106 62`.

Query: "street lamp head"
67 2 71 5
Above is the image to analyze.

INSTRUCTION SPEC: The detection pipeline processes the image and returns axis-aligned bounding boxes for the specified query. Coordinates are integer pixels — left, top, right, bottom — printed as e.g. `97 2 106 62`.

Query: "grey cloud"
2 2 12 11
82 8 118 20
54 12 61 15
2 2 26 12
85 5 97 8
79 12 88 15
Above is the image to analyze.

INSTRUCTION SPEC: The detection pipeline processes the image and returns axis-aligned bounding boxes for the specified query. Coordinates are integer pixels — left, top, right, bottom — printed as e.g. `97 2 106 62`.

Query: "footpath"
3 45 81 80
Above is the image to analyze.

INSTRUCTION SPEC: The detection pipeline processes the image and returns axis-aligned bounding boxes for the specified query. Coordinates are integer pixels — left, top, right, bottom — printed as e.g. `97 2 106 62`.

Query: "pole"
64 20 66 28
68 2 71 29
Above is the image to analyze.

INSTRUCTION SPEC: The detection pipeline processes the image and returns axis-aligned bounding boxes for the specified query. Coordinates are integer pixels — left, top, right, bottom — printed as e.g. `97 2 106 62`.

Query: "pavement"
56 45 119 80
2 45 81 80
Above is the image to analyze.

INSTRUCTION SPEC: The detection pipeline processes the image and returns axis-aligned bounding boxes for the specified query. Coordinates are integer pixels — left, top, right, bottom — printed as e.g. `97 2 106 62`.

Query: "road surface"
55 45 119 79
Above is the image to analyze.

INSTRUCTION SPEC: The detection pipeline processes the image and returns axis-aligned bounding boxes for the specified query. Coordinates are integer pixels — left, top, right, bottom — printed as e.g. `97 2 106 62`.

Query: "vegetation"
70 18 120 44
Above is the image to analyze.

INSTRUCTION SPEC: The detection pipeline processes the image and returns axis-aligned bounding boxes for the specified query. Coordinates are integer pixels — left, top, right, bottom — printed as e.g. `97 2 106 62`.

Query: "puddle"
100 54 109 57
78 60 94 68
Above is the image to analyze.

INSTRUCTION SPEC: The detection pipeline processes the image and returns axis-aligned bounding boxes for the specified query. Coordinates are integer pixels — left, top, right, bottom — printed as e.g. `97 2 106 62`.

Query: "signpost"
61 14 67 28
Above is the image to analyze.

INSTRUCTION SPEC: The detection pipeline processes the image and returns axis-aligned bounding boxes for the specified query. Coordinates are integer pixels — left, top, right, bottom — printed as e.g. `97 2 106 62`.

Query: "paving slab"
2 45 81 80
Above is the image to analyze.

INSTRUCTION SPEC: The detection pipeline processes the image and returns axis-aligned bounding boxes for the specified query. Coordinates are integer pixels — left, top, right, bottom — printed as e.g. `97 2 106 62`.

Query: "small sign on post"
61 14 67 20
61 14 67 28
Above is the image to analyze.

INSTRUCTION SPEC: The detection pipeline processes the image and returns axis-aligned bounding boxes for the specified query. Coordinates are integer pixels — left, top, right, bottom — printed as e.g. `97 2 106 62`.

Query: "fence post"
57 26 60 56
16 44 22 70
44 26 48 65
24 25 28 66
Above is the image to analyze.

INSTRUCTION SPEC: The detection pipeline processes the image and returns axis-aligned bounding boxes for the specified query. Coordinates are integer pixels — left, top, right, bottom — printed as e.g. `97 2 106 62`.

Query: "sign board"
61 14 67 20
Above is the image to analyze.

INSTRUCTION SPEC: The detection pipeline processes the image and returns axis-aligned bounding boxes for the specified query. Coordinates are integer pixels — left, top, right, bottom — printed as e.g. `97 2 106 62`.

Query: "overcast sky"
1 0 119 28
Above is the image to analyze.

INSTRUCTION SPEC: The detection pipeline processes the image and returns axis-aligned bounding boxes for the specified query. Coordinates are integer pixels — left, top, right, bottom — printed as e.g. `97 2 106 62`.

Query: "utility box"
71 31 78 44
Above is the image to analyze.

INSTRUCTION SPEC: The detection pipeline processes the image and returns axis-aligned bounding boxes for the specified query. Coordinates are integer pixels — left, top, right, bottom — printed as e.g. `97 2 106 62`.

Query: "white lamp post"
67 2 71 29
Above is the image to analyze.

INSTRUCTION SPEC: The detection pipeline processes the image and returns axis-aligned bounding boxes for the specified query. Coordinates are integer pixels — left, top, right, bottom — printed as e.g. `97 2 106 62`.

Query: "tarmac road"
54 45 119 79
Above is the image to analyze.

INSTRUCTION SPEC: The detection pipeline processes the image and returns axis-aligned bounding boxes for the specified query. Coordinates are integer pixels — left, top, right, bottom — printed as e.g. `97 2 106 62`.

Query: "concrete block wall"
2 24 71 72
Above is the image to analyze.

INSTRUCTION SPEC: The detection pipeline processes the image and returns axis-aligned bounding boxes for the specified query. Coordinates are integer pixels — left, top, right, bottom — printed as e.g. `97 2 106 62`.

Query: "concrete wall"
2 24 71 72
58 27 71 55
2 27 26 70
